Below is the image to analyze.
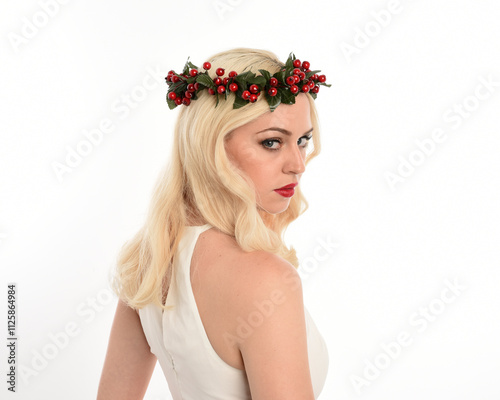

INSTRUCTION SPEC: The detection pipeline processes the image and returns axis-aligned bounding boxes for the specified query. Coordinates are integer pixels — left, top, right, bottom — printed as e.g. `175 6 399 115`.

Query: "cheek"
225 140 258 168
243 160 273 191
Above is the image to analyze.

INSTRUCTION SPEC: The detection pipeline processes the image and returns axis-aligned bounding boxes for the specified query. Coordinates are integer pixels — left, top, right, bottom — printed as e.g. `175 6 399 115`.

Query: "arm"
97 299 157 400
234 254 315 400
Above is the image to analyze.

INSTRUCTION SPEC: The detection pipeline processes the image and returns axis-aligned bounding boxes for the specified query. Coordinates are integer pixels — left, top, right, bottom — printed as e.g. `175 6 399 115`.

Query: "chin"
258 201 291 215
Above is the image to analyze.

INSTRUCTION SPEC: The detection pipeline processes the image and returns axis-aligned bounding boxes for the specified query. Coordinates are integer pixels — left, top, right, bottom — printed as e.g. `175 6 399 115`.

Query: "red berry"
302 61 310 70
228 71 237 77
268 87 278 96
187 83 195 92
216 68 225 76
208 88 216 95
189 69 198 77
293 75 300 83
249 84 259 94
318 74 326 83
203 62 211 70
172 75 180 83
182 98 191 106
214 77 222 85
293 68 301 76
312 85 320 94
311 74 318 81
301 85 310 93
270 77 278 86
286 76 295 85
290 85 299 94
255 91 261 96
194 82 200 90
249 94 258 102
293 59 301 68
308 80 315 89
167 70 175 76
175 97 182 105
168 92 177 100
165 76 171 82
298 71 306 81
229 83 238 92
223 77 229 85
184 91 193 98
217 85 226 94
242 90 251 100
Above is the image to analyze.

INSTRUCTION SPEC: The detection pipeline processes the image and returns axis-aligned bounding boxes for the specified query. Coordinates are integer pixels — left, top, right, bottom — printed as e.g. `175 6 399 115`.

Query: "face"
224 93 313 215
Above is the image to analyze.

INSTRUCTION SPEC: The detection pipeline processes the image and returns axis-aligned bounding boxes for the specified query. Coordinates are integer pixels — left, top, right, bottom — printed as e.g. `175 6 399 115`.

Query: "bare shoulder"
197 227 303 302
233 250 303 300
198 230 314 398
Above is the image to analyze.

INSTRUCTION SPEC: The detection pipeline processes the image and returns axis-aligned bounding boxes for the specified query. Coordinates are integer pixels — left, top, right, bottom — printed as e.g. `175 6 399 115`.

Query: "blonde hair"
110 47 322 310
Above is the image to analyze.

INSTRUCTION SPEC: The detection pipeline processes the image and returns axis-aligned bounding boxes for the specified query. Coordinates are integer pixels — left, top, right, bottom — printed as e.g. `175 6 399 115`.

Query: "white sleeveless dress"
139 224 329 399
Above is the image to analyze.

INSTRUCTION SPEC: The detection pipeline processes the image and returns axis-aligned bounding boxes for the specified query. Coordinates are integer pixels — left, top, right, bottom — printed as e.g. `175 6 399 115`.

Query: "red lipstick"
274 183 298 198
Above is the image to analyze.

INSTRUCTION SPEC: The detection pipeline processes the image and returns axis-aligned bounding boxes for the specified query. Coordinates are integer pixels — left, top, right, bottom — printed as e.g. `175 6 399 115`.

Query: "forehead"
244 93 312 132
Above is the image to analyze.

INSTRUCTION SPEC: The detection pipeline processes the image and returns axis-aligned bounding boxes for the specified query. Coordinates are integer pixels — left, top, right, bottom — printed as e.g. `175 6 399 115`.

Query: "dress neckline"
185 223 212 230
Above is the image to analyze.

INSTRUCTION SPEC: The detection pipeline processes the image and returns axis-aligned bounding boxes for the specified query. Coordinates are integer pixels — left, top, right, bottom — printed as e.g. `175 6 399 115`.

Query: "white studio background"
1 0 499 399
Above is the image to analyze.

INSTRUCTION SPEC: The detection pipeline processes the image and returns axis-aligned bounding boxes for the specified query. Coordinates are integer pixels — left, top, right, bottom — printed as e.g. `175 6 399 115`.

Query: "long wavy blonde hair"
110 47 322 310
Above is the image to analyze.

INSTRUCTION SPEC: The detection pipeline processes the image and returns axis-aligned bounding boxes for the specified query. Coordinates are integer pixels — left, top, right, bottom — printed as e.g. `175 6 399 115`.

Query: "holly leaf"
274 70 285 82
253 75 266 87
196 73 215 89
186 60 198 70
234 71 252 87
305 69 321 79
285 52 294 71
309 92 317 100
266 91 282 112
169 80 186 94
181 57 193 75
233 95 248 109
167 96 177 110
258 69 271 81
279 88 296 105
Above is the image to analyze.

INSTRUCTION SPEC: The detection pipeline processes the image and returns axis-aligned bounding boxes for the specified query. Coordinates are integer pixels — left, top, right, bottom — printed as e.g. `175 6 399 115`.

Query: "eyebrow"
255 127 314 136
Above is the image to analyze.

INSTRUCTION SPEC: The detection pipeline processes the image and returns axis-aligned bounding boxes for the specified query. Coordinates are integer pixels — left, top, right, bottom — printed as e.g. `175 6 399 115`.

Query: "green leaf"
187 60 198 70
279 88 296 105
233 95 248 109
196 73 215 89
181 57 192 75
167 96 177 109
258 69 271 81
234 71 251 87
266 91 282 112
285 52 294 71
251 75 266 87
170 80 186 93
305 69 321 79
274 70 285 82
309 92 317 100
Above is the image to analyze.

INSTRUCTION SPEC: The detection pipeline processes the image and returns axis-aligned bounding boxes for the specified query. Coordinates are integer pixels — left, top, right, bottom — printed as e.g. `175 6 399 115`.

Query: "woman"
97 47 330 399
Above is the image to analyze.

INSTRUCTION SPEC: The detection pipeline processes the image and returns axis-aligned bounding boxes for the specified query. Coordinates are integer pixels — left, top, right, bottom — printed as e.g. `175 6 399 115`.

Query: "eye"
299 135 313 148
261 138 281 151
260 135 313 152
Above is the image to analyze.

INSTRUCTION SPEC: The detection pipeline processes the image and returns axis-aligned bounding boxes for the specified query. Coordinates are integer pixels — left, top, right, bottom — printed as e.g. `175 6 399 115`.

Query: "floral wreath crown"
165 52 331 112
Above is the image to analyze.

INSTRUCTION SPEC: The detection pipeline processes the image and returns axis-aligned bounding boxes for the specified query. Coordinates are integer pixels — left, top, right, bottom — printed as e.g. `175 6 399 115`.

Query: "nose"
284 143 306 175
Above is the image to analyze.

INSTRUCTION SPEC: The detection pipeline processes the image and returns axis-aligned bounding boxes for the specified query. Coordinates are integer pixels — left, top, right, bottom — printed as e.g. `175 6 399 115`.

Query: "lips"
276 183 298 190
274 183 298 198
